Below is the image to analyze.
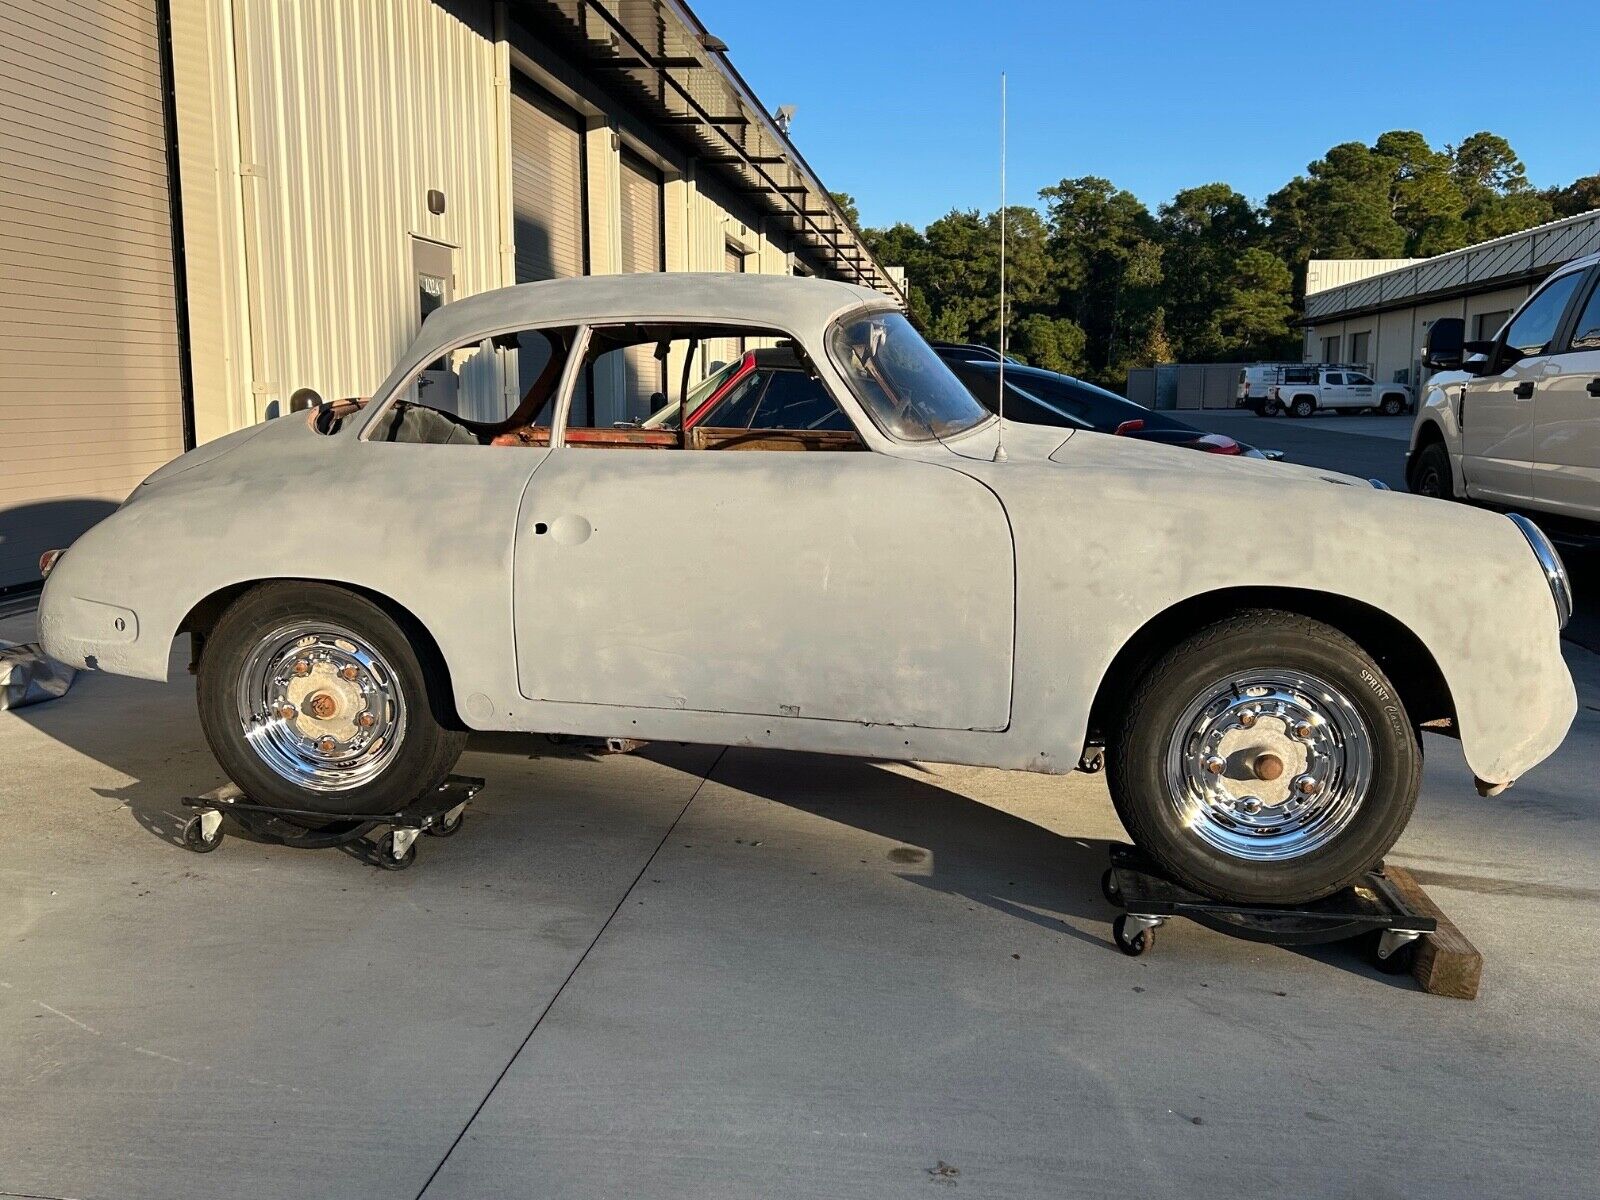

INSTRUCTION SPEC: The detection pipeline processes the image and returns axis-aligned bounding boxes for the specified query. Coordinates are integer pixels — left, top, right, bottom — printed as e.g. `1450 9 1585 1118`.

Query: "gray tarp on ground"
0 641 75 710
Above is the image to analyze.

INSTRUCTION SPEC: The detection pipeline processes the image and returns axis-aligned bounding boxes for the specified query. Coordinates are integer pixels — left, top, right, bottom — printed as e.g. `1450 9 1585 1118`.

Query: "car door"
1345 372 1377 410
1462 270 1588 506
1320 370 1346 408
512 387 1016 733
1534 268 1600 520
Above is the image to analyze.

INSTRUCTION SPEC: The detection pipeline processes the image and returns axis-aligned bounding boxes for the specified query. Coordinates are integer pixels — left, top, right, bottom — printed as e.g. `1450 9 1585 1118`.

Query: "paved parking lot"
4 419 1599 1199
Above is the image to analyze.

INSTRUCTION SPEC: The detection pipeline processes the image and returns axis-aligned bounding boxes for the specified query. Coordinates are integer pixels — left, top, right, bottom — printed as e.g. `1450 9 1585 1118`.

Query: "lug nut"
1238 709 1258 729
357 711 376 729
292 658 311 677
276 703 297 720
1294 775 1321 796
316 736 338 755
340 665 359 681
1238 796 1263 815
1292 720 1314 739
1203 754 1227 775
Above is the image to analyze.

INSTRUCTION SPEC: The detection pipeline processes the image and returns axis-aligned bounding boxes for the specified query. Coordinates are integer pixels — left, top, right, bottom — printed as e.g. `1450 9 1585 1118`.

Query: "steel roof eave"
510 0 904 306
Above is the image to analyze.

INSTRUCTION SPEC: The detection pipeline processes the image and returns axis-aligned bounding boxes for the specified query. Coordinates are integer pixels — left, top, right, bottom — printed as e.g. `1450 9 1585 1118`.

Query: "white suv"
1409 252 1600 525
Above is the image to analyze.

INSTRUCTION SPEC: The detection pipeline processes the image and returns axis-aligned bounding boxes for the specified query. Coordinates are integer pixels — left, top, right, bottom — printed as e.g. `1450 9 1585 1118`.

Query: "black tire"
426 808 465 838
374 830 417 871
1290 396 1315 419
183 813 224 853
1101 867 1122 906
1408 441 1452 499
1262 398 1283 417
1369 932 1419 975
197 582 467 818
1107 610 1421 905
1112 914 1152 956
1379 395 1406 417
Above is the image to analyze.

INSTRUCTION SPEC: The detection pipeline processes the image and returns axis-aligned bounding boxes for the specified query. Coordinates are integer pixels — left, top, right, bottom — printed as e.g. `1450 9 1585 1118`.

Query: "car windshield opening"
828 311 992 442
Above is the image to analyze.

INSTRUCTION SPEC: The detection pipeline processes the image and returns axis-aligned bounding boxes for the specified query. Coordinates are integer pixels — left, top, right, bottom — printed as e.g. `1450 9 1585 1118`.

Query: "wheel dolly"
1100 843 1437 974
179 775 484 870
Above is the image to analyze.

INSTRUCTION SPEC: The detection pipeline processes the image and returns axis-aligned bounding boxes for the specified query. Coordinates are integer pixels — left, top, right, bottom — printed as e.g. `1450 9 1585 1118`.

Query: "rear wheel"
197 583 467 817
1108 611 1420 905
1290 396 1316 419
1408 441 1452 499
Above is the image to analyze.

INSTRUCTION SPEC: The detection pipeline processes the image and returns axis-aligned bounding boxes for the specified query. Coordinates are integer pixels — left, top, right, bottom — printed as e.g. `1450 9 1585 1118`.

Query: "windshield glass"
641 356 745 430
828 311 993 441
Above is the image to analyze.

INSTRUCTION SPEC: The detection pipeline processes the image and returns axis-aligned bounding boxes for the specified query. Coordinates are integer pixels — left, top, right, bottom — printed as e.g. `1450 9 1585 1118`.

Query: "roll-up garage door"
619 149 663 414
0 0 185 590
509 80 585 284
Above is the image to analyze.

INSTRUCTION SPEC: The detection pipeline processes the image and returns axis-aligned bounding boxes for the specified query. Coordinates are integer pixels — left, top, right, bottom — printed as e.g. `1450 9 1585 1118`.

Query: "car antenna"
993 71 1008 464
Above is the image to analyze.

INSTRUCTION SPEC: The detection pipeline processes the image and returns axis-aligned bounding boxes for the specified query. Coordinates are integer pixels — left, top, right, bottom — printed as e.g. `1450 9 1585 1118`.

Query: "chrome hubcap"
1164 670 1371 861
236 622 405 793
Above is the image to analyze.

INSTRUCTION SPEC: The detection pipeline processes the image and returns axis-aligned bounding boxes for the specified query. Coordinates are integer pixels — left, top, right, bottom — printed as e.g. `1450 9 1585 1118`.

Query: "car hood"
1044 425 1367 488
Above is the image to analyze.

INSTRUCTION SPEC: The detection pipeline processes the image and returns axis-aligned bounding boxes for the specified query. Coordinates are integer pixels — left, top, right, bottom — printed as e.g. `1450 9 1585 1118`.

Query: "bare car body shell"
41 274 1574 788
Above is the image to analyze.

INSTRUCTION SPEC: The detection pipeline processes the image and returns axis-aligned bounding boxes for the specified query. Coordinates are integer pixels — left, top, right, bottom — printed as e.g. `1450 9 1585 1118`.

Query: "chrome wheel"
1163 670 1372 862
235 621 407 794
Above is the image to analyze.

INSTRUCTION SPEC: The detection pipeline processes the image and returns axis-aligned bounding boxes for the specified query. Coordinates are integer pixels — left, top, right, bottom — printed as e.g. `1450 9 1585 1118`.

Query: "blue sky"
695 0 1594 229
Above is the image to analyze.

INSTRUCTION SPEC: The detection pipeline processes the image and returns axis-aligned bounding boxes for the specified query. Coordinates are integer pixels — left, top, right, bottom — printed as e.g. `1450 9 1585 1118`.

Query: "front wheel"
1379 395 1406 416
1408 442 1452 499
1108 611 1420 905
197 582 467 817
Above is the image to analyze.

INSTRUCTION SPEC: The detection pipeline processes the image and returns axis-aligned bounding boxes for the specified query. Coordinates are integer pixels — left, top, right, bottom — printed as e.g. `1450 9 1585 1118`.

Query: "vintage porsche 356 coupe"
39 274 1575 904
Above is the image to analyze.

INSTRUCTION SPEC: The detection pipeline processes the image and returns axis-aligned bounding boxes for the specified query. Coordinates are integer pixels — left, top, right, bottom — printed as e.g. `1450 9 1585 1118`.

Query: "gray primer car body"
40 274 1575 787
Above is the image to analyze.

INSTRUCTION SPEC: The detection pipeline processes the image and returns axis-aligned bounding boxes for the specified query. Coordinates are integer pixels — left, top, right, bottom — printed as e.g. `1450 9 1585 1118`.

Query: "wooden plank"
1383 864 1483 1000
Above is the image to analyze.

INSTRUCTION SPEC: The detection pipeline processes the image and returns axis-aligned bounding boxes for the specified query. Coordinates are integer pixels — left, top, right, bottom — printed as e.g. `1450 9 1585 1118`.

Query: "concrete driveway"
4 531 1599 1198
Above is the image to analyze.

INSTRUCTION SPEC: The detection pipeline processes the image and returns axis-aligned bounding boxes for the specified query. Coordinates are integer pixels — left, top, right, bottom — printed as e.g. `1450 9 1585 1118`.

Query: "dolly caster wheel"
1369 931 1419 975
1101 868 1122 906
1113 913 1155 957
375 831 417 871
426 807 464 838
182 812 224 853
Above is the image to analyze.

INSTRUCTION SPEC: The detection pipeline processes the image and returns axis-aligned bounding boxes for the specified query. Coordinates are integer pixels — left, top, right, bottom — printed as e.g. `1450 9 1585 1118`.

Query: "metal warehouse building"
1301 209 1600 389
0 0 901 593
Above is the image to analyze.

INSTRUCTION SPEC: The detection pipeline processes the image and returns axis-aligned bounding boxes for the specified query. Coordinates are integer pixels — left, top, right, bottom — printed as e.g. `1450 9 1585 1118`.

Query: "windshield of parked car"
828 311 993 441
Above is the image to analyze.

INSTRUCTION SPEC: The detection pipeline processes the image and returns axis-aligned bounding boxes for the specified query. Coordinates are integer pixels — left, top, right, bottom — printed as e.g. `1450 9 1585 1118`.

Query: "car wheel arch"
1083 586 1455 751
179 578 463 729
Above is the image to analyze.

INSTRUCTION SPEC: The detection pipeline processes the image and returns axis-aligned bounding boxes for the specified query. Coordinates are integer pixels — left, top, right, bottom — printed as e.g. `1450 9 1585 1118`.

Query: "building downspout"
155 0 198 452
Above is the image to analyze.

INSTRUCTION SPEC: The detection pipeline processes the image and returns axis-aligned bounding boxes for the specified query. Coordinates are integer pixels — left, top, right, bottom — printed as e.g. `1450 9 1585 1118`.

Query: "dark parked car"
940 356 1278 458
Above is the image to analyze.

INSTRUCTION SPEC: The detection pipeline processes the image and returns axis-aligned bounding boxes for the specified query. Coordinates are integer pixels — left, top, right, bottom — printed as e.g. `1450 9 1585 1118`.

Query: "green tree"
1547 174 1600 218
1038 177 1162 382
1011 313 1086 375
829 191 861 232
1159 183 1266 360
1448 133 1553 241
1215 248 1297 359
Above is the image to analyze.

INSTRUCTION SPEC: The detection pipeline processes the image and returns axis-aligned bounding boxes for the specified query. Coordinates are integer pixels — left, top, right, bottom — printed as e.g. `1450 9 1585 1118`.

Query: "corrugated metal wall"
0 0 185 589
230 0 505 417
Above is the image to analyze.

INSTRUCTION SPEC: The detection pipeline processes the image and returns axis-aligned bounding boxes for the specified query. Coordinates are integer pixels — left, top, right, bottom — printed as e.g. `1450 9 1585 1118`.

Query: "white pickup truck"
1409 251 1600 527
1239 364 1412 418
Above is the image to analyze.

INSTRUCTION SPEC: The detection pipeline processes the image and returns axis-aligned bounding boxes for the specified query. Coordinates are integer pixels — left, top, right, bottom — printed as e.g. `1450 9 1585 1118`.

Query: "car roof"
952 359 1130 404
404 273 889 368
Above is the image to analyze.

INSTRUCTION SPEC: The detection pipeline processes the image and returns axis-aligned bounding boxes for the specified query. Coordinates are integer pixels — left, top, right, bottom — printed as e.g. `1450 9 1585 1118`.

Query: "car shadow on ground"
8 669 1422 989
700 748 1428 988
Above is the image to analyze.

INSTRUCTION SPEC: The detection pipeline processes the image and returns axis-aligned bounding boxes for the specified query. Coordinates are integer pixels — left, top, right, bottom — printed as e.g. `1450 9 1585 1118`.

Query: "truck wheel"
197 582 467 816
1290 396 1315 418
1262 397 1283 417
1379 395 1406 416
1108 610 1420 905
1408 442 1452 499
